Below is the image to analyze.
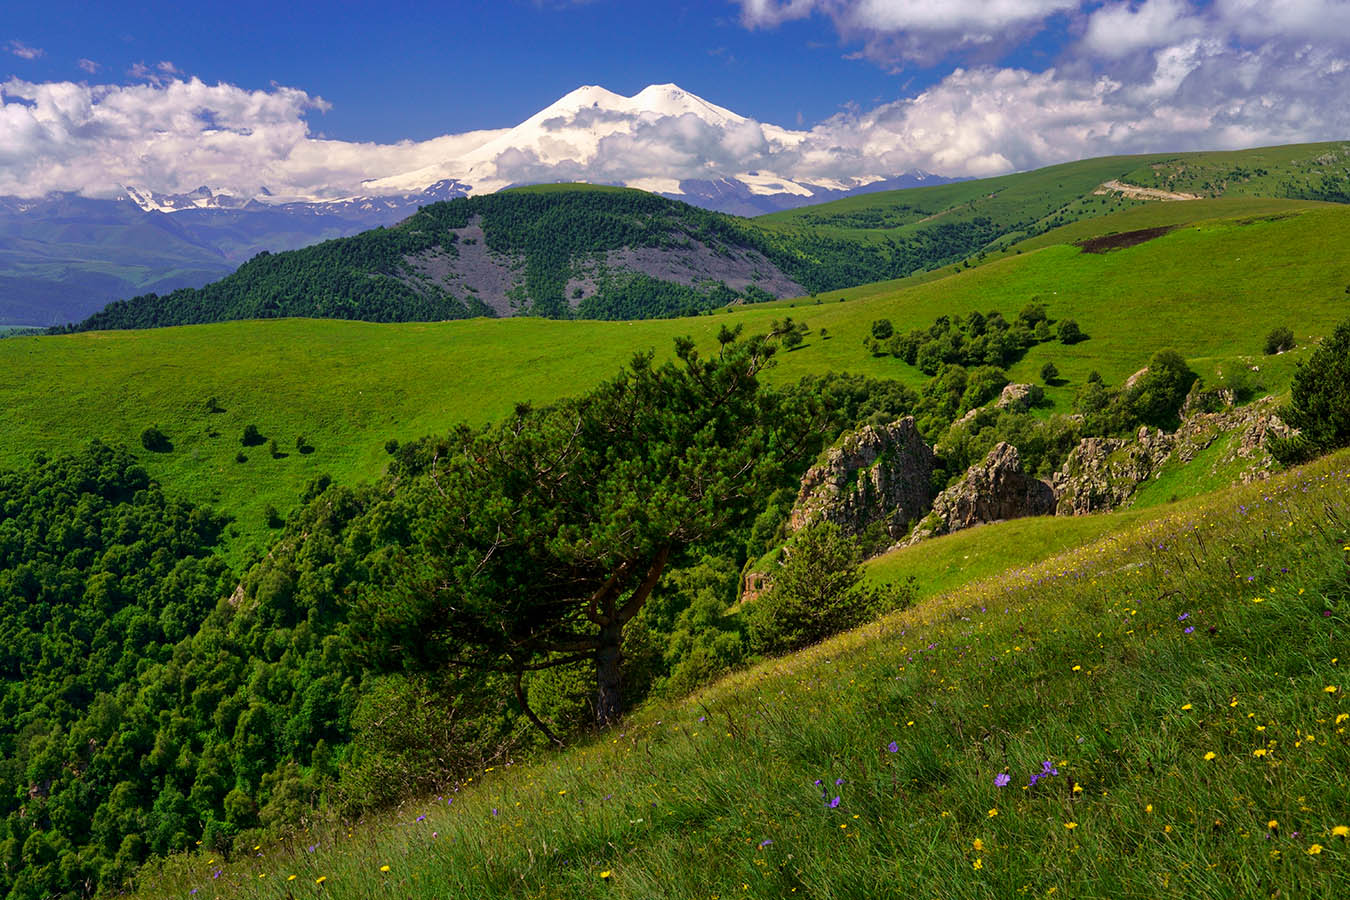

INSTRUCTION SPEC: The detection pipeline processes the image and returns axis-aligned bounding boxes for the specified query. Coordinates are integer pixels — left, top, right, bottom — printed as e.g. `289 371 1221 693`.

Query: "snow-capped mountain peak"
111 84 947 217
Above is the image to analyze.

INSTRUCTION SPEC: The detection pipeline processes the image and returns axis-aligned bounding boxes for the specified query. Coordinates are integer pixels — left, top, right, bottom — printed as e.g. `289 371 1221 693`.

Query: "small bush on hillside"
241 424 264 446
1040 361 1059 384
871 319 894 340
1057 319 1085 344
1127 349 1198 429
745 523 913 655
1270 317 1350 465
140 425 171 452
1264 325 1294 355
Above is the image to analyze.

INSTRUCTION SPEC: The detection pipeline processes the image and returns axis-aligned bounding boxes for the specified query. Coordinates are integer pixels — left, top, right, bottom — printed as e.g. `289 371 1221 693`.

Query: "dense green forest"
62 189 1023 333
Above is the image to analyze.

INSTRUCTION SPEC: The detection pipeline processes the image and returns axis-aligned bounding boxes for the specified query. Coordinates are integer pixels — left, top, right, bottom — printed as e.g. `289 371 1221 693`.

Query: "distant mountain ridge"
64 184 1023 331
1 84 953 326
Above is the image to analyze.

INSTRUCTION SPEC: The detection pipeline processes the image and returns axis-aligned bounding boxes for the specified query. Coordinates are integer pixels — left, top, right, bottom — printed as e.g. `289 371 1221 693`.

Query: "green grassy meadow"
5 201 1348 563
131 448 1350 900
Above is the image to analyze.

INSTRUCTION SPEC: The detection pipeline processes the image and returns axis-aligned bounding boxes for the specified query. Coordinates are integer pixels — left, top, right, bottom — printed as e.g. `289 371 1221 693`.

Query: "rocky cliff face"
788 417 935 540
1052 427 1174 515
1053 398 1291 515
906 443 1055 544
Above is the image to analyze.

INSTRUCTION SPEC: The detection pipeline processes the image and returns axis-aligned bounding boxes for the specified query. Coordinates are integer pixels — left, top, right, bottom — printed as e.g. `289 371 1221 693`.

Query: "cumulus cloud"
0 77 504 199
77 58 100 74
1081 0 1207 59
6 40 44 60
739 0 1078 65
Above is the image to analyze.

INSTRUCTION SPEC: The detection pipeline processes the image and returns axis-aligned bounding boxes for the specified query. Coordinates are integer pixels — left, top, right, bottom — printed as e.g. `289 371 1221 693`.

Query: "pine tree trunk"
594 622 624 727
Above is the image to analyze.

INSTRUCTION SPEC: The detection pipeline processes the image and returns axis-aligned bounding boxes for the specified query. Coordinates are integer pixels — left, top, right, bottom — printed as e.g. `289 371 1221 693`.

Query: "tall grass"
134 451 1350 899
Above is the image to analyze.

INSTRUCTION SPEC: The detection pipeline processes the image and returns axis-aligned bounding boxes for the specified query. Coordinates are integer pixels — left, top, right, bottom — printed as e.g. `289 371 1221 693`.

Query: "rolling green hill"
61 142 1350 333
758 141 1350 249
6 200 1349 565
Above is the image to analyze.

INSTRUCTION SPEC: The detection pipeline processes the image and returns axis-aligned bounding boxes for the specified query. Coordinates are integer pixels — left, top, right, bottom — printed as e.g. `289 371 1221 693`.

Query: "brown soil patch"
1077 226 1176 254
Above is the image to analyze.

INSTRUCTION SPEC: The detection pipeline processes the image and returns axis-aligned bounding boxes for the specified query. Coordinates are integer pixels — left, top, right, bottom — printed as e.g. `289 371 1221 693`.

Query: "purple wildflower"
1184 626 1194 634
1177 613 1189 621
835 778 845 786
829 796 841 809
212 870 222 880
887 741 899 753
994 773 1011 787
759 839 773 848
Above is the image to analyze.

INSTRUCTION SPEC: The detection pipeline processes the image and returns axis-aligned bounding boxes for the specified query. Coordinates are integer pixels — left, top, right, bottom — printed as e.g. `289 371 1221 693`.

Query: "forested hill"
63 185 1011 332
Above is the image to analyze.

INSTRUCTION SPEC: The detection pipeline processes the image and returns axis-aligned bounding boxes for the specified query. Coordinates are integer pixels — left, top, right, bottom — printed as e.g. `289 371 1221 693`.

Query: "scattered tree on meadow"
1126 349 1197 429
1057 319 1085 344
1270 317 1350 464
1040 361 1060 384
744 522 912 655
141 425 171 452
1264 325 1294 355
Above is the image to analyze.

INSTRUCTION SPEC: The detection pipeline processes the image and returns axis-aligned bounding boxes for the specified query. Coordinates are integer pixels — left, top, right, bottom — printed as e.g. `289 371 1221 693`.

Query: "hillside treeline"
61 190 1009 332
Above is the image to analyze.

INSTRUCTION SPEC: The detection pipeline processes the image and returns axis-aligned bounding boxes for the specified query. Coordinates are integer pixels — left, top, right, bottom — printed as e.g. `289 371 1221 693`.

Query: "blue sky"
3 1 1350 200
3 0 1070 139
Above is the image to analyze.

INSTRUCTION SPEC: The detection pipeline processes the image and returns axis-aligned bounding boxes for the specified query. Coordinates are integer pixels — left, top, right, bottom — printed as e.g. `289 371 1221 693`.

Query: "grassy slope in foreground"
3 201 1348 563
134 450 1350 900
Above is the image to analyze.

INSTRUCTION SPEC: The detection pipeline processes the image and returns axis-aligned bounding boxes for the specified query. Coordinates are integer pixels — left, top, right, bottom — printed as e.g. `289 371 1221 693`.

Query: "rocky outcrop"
1052 399 1292 515
995 382 1043 412
788 417 935 540
1052 426 1173 515
906 443 1054 543
1173 396 1291 483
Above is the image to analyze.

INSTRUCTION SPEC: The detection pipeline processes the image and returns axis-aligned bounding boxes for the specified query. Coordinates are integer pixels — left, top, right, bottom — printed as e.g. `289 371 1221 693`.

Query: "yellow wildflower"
1204 751 1217 761
973 838 984 851
1064 822 1078 830
600 870 613 879
988 808 999 818
315 876 327 885
1308 844 1324 855
1332 825 1349 838
973 857 984 870
1268 820 1278 829
379 865 390 873
1181 703 1192 710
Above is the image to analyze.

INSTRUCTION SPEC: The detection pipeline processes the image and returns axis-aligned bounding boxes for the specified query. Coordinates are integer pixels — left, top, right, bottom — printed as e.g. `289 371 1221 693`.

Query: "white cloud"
77 58 100 74
738 0 1078 64
6 40 44 60
1082 0 1207 59
0 77 505 199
